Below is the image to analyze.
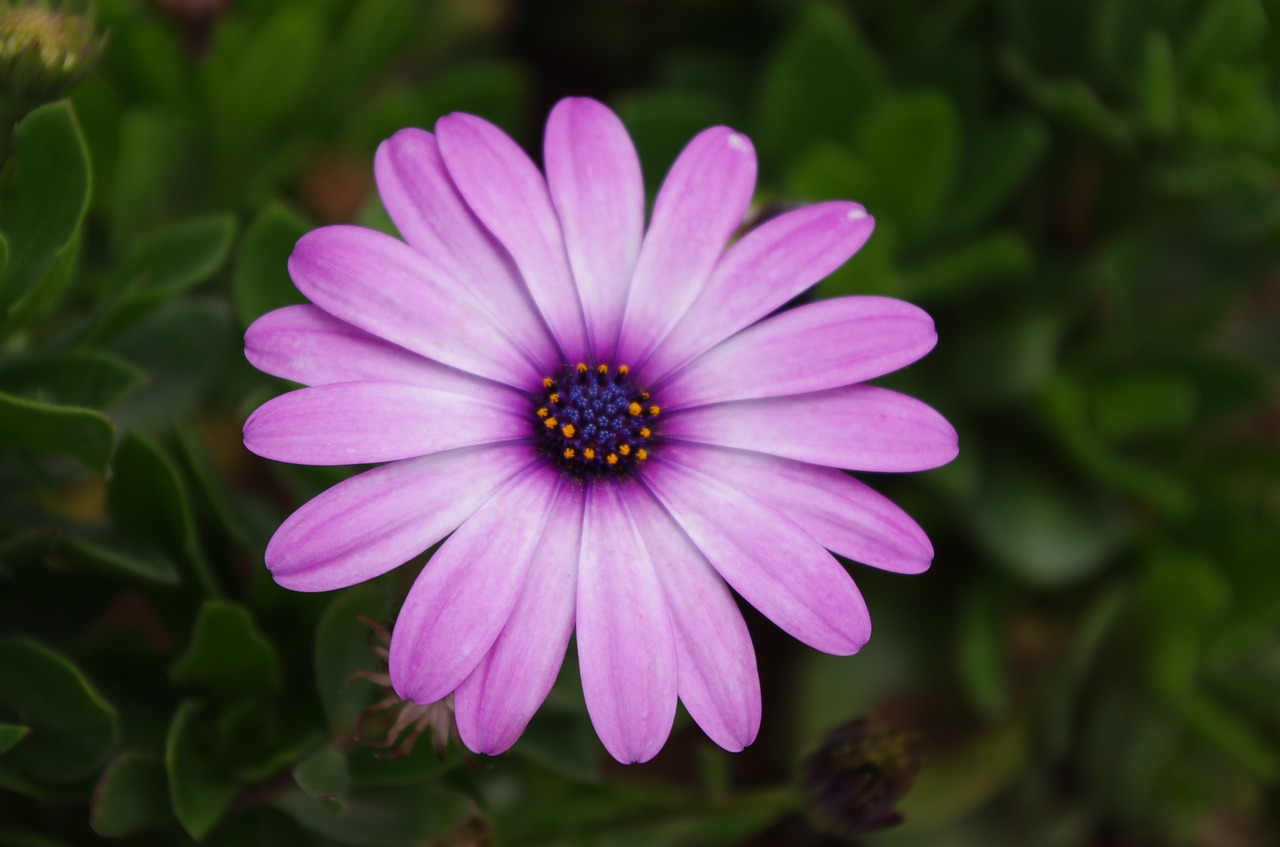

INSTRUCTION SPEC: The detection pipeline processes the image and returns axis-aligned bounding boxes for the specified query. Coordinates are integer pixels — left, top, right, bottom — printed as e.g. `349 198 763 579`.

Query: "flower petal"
265 443 537 592
243 382 527 465
622 484 760 752
660 296 936 409
288 225 540 388
436 113 587 363
577 480 677 764
659 443 933 574
454 483 583 755
244 304 518 404
544 98 644 360
663 385 959 472
615 127 756 366
374 129 558 370
390 466 559 706
640 458 870 655
640 203 874 382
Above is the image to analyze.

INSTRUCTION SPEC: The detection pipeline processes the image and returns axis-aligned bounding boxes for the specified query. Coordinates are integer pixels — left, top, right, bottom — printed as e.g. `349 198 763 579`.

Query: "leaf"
906 231 1034 300
948 117 1050 230
171 602 281 702
0 390 115 473
857 91 960 238
109 109 184 249
166 701 237 842
0 101 92 330
612 90 737 197
274 782 470 847
956 583 1010 718
58 530 181 586
0 638 118 785
314 583 391 733
293 746 350 806
896 716 1029 829
1139 31 1177 135
756 4 885 165
91 753 174 837
232 203 310 327
0 725 31 756
1088 373 1199 438
107 432 218 594
0 351 145 409
514 702 601 783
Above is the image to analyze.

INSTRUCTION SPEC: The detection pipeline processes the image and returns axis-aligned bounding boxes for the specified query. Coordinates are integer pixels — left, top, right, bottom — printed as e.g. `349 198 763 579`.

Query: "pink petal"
454 483 583 755
622 484 760 752
288 225 541 388
659 443 933 574
640 458 870 654
265 443 537 591
660 296 936 409
436 113 587 363
640 203 874 382
245 305 518 404
576 480 677 764
615 127 756 367
544 98 644 359
374 129 558 370
663 385 959 472
390 467 560 705
242 382 527 465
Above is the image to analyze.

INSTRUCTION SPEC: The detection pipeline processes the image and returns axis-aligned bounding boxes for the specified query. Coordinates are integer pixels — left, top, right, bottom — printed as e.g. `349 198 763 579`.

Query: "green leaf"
0 638 118 784
514 702 601 783
1088 373 1199 438
58 530 181 586
233 203 310 327
0 351 145 409
0 725 31 756
756 4 885 165
171 602 281 702
166 701 237 842
0 101 92 330
1139 31 1177 135
858 91 960 238
109 109 184 249
274 782 470 847
949 117 1050 230
906 231 1033 299
0 390 114 473
91 753 173 837
108 432 218 594
612 90 737 197
956 583 1010 718
1184 0 1267 75
293 746 350 806
314 583 391 733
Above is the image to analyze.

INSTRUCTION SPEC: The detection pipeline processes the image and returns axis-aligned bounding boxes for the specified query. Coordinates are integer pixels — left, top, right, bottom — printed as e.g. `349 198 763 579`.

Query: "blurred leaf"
91 753 173 837
167 700 237 842
612 90 737 197
858 91 960 237
59 530 181 586
956 583 1010 718
1139 31 1177 135
0 725 31 756
233 202 310 327
0 351 145 409
516 702 601 783
1177 693 1280 782
970 459 1127 587
1088 373 1199 438
314 583 390 734
756 4 885 165
108 432 218 594
109 109 183 248
171 601 281 702
0 638 118 785
906 231 1033 299
0 391 114 473
949 117 1050 229
293 746 350 809
274 782 470 847
0 101 91 331
1183 0 1267 75
1003 53 1132 146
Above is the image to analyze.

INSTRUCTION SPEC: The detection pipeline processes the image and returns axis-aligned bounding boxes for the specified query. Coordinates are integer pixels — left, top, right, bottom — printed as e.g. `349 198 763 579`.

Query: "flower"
243 97 957 764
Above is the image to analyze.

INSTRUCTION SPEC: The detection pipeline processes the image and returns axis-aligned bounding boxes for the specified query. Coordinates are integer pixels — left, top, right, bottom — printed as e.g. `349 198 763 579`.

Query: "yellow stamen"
628 402 642 416
544 417 558 429
542 377 554 389
639 427 651 438
648 405 660 416
548 393 560 404
536 407 549 418
636 448 648 461
597 364 608 375
576 362 588 374
563 448 575 459
617 365 629 375
606 453 618 465
583 448 596 460
561 424 575 437
618 444 630 456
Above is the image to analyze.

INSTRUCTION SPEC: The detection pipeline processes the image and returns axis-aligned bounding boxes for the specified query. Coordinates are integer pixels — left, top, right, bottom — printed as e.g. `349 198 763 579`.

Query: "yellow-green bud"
1 2 106 111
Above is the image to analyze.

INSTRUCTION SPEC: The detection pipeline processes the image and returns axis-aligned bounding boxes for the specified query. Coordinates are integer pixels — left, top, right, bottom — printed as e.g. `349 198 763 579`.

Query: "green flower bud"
0 1 105 112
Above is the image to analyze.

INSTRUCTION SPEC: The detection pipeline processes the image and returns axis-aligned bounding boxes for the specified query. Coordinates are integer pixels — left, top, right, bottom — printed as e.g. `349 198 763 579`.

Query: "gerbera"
243 98 957 764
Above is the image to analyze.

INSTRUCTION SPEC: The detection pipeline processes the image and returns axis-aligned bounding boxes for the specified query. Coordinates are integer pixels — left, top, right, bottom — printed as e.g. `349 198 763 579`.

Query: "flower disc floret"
536 363 655 477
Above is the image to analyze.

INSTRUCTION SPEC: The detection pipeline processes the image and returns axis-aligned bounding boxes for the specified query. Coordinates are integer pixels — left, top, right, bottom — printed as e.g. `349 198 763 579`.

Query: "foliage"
1 0 1277 844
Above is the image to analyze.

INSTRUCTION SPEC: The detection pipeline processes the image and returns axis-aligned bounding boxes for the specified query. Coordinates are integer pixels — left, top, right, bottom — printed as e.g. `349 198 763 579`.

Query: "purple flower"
243 98 957 764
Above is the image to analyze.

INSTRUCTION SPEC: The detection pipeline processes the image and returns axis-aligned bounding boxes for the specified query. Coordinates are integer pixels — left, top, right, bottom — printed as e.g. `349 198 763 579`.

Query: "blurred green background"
1 0 1278 844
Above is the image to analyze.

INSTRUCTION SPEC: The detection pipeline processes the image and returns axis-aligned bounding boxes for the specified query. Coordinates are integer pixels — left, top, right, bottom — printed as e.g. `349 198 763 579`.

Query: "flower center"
534 363 659 478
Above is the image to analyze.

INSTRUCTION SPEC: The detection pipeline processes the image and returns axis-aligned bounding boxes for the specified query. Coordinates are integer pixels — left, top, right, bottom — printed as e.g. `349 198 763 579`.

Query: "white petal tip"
726 132 750 152
845 206 869 221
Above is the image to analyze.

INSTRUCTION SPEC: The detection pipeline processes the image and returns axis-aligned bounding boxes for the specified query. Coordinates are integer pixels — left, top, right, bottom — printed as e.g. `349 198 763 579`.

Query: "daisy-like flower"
243 98 957 764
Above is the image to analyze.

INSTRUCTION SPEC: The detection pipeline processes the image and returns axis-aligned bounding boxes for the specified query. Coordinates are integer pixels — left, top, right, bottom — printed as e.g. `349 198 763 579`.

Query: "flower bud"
0 1 106 113
800 718 922 838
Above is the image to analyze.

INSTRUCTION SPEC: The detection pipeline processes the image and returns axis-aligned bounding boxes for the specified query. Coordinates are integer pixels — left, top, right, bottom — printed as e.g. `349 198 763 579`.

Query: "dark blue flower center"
534 363 659 478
